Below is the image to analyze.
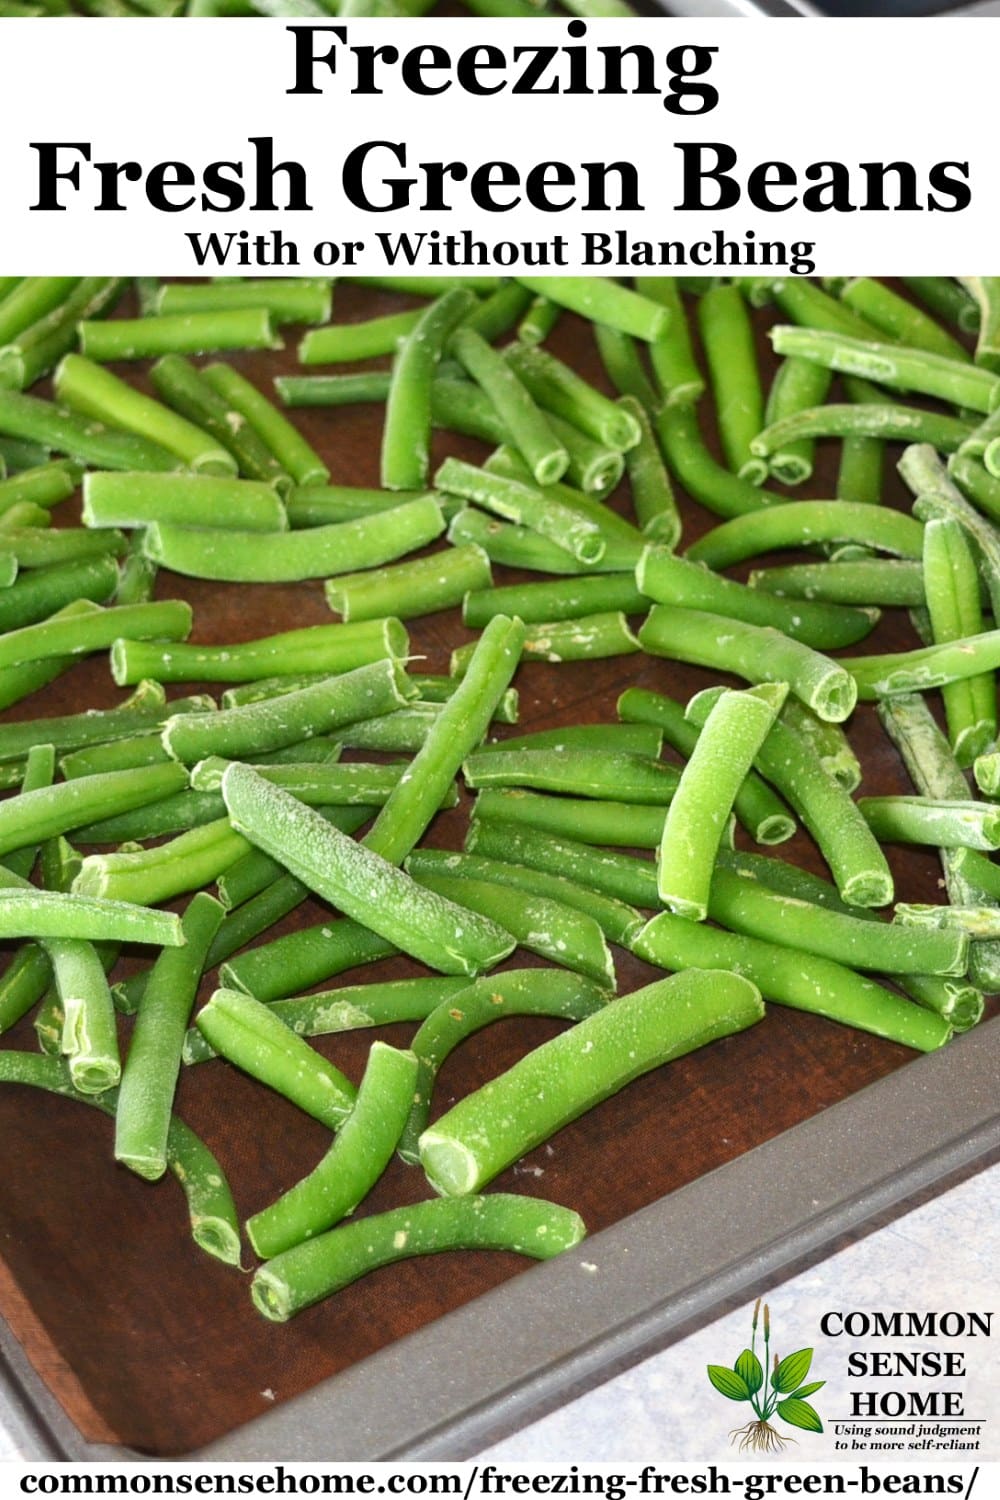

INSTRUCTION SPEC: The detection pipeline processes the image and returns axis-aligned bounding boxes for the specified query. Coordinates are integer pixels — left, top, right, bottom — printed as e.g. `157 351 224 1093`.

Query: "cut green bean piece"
160 658 412 764
464 745 680 805
753 402 972 461
639 605 856 723
974 751 1000 797
468 819 657 909
220 915 396 1003
73 788 227 844
517 294 561 346
325 545 491 624
697 285 766 484
252 1193 586 1322
46 935 119 1093
846 625 1000 701
143 495 445 583
503 343 641 453
839 278 971 363
0 599 105 715
405 847 641 948
0 526 125 572
637 547 878 651
0 461 78 516
299 309 423 364
593 324 660 414
112 618 406 686
655 404 781 522
903 443 1000 620
202 361 328 488
83 471 286 533
73 820 247 907
487 724 662 758
399 968 612 1165
0 889 183 946
686 501 924 571
762 357 833 486
642 278 704 408
768 326 999 415
451 327 569 486
452 612 638 675
196 987 356 1130
2 744 56 881
958 277 1000 372
0 596 192 675
878 692 1000 991
657 684 787 920
922 516 995 765
435 457 604 565
779 697 861 794
462 282 533 344
0 678 168 765
382 288 477 491
515 278 668 343
0 761 188 858
248 1041 417 1259
216 804 370 909
632 915 950 1055
620 396 680 546
421 969 763 1198
191 759 446 814
149 355 292 492
365 614 524 865
157 279 331 324
0 554 118 635
285 484 431 528
114 893 224 1180
895 903 1000 938
0 279 81 348
0 389 179 474
748 559 925 608
688 687 892 908
79 309 280 363
463 573 646 629
222 764 514 977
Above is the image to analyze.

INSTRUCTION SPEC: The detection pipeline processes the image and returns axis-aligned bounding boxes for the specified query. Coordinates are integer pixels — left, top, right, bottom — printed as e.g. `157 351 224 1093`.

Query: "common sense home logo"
707 1299 825 1453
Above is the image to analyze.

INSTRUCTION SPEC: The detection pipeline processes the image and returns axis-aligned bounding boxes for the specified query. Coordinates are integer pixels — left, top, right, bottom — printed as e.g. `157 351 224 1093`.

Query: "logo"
707 1299 825 1453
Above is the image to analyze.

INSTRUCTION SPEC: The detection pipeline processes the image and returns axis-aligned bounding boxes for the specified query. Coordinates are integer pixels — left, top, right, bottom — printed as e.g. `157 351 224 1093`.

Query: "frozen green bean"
111 618 407 686
324 544 491 623
687 501 924 571
381 288 477 490
202 361 329 487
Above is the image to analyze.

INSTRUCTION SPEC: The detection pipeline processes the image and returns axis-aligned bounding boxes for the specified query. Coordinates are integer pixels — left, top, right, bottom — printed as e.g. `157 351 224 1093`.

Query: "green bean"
408 845 641 950
954 408 1000 480
149 355 292 492
408 863 614 987
79 309 281 363
252 1193 586 1322
632 914 950 1054
398 968 612 1165
0 596 192 673
463 572 645 629
768 326 999 415
707 863 966 977
464 744 679 806
593 324 660 414
752 403 973 463
636 547 877 651
435 456 604 565
485 448 640 552
922 517 995 765
894 904 1000 939
201 361 329 487
351 276 501 297
160 658 412 764
0 279 81 348
1 744 55 881
452 612 638 675
0 599 106 715
619 396 680 546
248 1041 417 1259
216 804 371 910
657 684 786 921
688 687 893 908
82 471 286 534
0 388 179 474
949 846 1000 899
0 1052 241 1265
748 559 925 608
878 692 1000 992
839 279 971 363
191 759 447 814
958 277 1000 372
616 685 794 845
973 752 1000 797
761 357 833 486
0 761 189 860
223 763 514 977
0 502 49 535
858 795 1000 852
639 278 704 408
0 526 125 572
902 443 1000 618
74 788 226 843
299 309 423 364
0 677 169 765
779 697 862 794
517 295 561 346
220 915 396 1003
0 279 125 391
45 932 115 1094
654 404 779 522
196 986 356 1129
421 968 762 1198
112 618 406 686
485 724 662 758
156 279 331 325
364 614 524 864
325 544 491 624
837 393 885 509
143 494 445 583
463 282 533 344
285 484 431 528
696 285 766 484
902 277 980 335
845 624 1000 701
639 604 856 723
0 943 51 1035
0 886 183 947
451 328 569 486
115 533 158 608
275 371 392 409
55 355 236 476
515 277 668 343
467 817 657 910
503 343 641 454
114 893 223 1180
73 820 247 906
411 673 518 723
744 278 882 339
381 288 477 490
186 974 467 1066
0 461 78 517
689 501 924 573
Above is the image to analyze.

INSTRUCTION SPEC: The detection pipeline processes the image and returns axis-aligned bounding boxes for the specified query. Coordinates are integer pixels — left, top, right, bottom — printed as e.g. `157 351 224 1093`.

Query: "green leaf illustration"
790 1381 826 1400
771 1347 813 1392
777 1397 823 1434
735 1348 764 1395
707 1365 751 1402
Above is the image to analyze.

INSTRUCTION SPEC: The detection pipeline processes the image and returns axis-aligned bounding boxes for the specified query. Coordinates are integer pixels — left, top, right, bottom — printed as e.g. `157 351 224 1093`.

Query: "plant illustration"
707 1299 825 1453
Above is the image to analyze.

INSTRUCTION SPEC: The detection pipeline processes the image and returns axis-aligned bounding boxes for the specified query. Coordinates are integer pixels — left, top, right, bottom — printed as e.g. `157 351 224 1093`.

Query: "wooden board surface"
0 281 994 1456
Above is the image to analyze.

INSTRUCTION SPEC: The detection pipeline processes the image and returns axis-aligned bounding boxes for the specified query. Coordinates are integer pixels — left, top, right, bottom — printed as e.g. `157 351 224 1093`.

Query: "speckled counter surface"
1 1160 996 1464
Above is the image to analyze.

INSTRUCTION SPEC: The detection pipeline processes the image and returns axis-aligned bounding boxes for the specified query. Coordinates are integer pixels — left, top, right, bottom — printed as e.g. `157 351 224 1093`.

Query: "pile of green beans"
0 271 996 1350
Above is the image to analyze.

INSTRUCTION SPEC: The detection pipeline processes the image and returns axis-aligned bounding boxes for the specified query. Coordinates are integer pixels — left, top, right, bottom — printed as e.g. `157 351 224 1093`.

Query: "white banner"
0 18 993 276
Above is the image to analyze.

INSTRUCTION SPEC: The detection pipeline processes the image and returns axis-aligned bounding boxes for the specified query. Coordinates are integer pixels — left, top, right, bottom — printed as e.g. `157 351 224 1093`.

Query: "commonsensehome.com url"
11 1466 983 1500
